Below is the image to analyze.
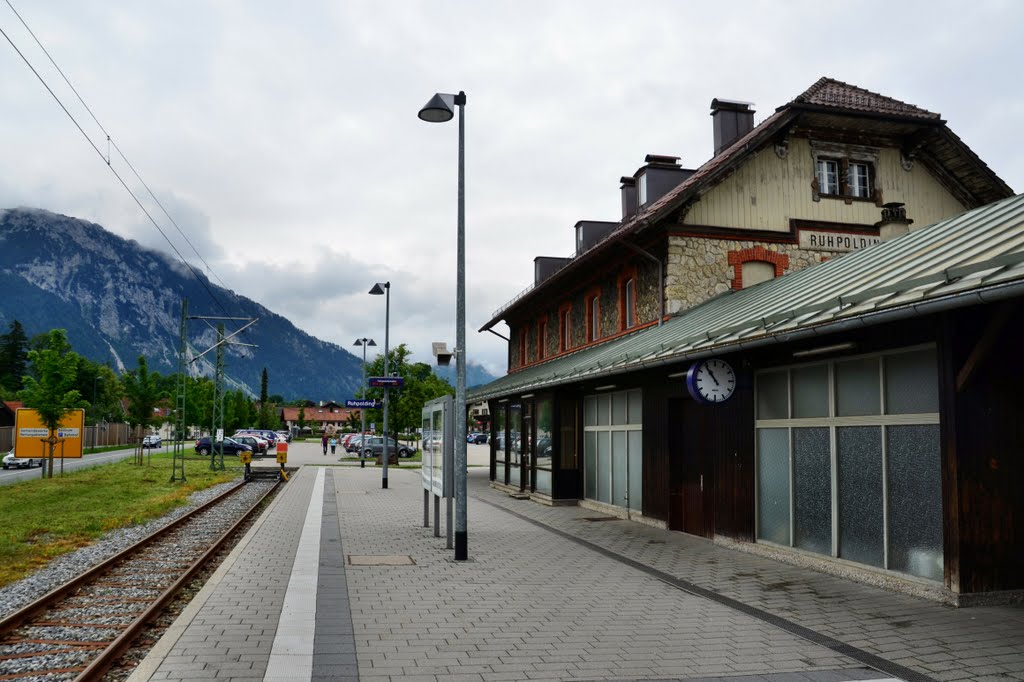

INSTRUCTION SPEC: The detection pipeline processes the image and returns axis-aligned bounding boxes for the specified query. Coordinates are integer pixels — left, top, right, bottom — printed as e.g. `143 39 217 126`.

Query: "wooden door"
668 398 716 538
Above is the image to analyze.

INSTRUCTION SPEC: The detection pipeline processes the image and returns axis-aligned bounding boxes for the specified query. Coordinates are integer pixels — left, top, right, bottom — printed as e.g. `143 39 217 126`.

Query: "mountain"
434 362 499 389
0 208 366 399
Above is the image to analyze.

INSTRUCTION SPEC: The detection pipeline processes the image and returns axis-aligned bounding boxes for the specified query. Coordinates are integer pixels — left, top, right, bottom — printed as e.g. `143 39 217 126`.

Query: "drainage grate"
347 555 416 566
581 516 621 522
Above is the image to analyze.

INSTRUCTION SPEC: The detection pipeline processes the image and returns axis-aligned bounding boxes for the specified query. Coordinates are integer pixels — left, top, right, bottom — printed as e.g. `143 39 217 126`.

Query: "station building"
468 78 1022 603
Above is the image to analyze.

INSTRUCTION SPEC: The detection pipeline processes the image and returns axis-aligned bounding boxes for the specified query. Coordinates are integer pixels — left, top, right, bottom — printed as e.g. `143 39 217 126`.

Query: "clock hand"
706 368 720 386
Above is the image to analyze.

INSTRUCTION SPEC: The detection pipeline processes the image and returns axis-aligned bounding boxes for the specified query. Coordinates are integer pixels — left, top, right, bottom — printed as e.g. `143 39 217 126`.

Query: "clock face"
686 358 737 404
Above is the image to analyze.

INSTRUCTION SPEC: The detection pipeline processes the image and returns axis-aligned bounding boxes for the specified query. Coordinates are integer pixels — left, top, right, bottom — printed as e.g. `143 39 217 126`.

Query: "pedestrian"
321 433 328 456
330 436 337 455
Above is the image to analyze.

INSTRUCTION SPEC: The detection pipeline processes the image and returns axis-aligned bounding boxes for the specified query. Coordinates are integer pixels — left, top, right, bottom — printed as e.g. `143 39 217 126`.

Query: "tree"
362 343 454 439
17 329 88 478
122 356 163 464
297 405 307 433
257 368 275 429
0 320 29 392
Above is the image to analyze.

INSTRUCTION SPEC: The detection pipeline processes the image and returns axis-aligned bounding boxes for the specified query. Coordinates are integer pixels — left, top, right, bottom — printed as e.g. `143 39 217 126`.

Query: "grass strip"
0 452 239 587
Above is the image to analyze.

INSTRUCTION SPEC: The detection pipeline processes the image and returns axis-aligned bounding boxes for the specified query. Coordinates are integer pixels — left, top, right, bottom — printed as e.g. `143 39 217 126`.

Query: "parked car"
345 435 367 453
237 429 277 448
142 435 162 448
467 432 488 444
275 430 291 443
2 449 42 469
342 433 360 449
194 437 252 457
361 437 417 458
232 435 268 455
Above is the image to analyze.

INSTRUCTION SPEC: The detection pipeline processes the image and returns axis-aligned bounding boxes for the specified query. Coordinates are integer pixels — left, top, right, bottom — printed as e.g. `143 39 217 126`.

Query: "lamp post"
418 90 468 560
353 337 376 469
369 281 390 489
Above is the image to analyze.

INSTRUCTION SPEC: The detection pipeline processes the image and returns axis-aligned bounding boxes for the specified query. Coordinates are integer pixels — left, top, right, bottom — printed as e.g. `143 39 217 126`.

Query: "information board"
14 408 85 459
421 395 453 498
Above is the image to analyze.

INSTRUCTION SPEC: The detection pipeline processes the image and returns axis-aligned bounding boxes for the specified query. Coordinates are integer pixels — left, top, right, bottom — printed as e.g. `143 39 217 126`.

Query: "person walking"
329 436 337 455
321 433 328 456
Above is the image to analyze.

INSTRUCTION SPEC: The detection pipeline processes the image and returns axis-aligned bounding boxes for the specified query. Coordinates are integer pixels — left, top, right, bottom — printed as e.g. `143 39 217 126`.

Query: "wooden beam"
955 302 1013 393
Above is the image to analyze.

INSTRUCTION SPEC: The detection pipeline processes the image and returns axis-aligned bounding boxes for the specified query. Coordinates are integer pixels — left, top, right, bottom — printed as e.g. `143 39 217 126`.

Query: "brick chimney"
711 99 755 156
876 202 914 241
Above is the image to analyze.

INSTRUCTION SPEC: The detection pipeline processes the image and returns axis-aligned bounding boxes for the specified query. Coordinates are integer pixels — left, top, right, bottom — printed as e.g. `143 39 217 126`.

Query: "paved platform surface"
129 442 1024 682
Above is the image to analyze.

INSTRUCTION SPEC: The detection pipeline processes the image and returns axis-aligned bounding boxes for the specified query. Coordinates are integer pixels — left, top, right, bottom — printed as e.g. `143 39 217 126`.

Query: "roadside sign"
14 408 85 459
215 428 224 442
345 399 380 408
369 376 404 388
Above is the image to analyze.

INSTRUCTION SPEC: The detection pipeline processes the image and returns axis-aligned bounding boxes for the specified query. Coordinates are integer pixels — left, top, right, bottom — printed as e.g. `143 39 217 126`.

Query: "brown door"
668 398 715 538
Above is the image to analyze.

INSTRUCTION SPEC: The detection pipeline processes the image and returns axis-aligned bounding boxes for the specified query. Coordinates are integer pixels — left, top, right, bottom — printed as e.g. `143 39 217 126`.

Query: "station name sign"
368 376 405 388
345 399 380 408
798 230 881 253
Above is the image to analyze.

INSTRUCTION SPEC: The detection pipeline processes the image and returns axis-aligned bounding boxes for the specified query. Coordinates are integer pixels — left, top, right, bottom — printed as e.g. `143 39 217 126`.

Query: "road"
0 446 143 486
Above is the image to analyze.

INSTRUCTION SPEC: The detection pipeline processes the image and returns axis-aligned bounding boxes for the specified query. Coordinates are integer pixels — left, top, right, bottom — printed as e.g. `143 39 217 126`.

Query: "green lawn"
0 452 240 587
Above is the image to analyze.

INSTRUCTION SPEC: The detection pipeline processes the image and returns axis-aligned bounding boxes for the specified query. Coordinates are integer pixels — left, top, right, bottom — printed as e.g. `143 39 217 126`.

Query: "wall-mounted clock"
685 358 736 404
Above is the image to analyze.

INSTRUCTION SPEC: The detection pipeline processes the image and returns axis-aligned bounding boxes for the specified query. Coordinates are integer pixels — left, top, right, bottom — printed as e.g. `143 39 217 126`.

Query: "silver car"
2 449 42 469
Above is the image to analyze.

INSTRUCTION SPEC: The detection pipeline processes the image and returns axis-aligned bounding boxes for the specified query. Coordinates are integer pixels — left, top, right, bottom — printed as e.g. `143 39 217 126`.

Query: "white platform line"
264 467 325 681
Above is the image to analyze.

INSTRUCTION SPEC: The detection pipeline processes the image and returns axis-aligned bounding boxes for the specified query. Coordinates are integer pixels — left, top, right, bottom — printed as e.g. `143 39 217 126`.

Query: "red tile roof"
790 77 941 120
280 406 358 423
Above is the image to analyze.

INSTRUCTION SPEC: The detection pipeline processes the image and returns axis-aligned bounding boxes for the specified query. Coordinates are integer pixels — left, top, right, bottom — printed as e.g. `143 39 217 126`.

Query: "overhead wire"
0 1 233 315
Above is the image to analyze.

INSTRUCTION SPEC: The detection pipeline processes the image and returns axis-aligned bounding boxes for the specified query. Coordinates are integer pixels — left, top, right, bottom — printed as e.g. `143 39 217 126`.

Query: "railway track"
0 478 279 681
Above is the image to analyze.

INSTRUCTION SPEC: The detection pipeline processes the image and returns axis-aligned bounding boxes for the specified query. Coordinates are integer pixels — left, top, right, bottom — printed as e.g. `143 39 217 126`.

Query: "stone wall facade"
665 235 844 314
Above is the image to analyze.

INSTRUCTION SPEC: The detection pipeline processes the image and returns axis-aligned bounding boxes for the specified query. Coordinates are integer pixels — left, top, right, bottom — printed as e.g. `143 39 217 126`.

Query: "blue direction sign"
345 399 380 408
368 376 405 388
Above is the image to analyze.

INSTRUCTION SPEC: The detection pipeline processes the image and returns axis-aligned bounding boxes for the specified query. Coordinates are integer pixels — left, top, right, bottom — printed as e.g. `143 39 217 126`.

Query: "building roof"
482 78 1013 330
280 406 358 423
469 193 1024 402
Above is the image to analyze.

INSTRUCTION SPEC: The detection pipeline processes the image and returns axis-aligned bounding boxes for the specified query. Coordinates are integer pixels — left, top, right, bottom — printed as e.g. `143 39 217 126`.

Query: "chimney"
876 202 914 241
711 99 755 156
620 176 638 220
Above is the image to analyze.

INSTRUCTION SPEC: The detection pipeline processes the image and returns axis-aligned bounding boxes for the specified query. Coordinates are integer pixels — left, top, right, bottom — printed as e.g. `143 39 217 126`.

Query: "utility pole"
171 299 188 482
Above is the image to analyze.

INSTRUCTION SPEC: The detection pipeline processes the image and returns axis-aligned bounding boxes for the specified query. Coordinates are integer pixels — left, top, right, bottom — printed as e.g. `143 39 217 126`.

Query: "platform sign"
14 408 85 459
345 399 380 408
239 450 252 465
369 376 404 388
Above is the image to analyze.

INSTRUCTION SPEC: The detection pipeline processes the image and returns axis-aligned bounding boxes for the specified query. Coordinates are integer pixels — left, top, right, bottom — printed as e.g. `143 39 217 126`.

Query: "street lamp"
418 90 468 561
369 281 390 489
353 337 376 469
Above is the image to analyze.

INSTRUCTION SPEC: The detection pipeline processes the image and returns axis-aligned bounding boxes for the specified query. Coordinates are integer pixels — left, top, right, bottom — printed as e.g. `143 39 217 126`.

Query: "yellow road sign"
14 408 85 459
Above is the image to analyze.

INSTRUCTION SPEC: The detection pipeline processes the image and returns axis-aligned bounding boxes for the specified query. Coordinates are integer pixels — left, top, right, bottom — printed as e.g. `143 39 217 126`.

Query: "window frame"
586 291 601 343
559 304 572 353
809 141 879 204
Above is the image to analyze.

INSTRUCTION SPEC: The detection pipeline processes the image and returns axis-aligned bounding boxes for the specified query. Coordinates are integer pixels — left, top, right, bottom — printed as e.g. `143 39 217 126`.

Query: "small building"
470 78 1020 603
280 401 358 434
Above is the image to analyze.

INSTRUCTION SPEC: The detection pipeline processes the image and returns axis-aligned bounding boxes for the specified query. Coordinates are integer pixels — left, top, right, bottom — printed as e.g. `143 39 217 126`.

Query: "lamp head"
368 282 389 295
418 93 455 123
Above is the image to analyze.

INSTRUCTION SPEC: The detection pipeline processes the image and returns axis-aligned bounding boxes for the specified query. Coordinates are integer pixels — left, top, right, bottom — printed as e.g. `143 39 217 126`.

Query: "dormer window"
638 173 648 205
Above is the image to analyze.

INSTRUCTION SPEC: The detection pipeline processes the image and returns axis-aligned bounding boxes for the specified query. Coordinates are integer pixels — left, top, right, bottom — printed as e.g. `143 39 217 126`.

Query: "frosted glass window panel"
597 432 611 503
598 395 611 426
792 364 829 418
885 350 939 415
627 390 642 424
612 392 627 425
612 432 627 507
887 425 943 581
628 431 643 511
757 370 788 420
837 426 884 567
584 397 598 427
535 468 552 495
836 358 881 416
757 428 791 545
793 428 832 555
584 432 597 499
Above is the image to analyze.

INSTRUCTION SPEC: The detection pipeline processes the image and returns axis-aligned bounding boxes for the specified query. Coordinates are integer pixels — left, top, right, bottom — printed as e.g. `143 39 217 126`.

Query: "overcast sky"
2 1 1022 377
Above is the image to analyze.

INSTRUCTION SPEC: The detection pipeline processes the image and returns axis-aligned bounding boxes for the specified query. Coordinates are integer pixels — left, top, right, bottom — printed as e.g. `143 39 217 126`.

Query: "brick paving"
128 441 1024 681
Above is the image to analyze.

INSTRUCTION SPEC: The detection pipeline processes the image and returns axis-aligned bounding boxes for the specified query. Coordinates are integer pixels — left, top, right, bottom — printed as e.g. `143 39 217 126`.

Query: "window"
587 295 600 342
538 320 548 360
584 389 642 511
518 332 526 368
754 346 942 581
562 309 571 352
810 142 878 203
638 173 648 205
624 279 635 328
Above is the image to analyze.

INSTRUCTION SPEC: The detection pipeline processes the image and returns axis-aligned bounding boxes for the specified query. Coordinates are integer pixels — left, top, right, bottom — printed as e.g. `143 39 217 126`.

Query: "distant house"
280 401 358 433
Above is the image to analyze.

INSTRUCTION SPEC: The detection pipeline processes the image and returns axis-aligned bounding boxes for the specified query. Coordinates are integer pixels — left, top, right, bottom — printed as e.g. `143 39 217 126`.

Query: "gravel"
0 479 257 620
